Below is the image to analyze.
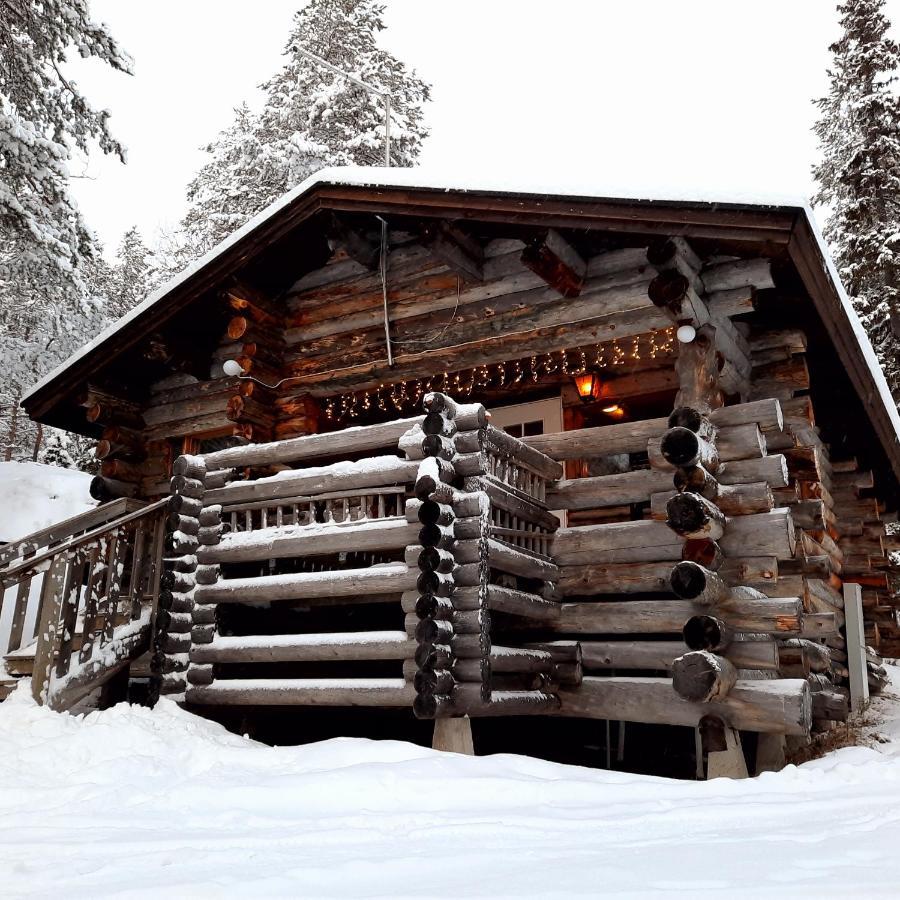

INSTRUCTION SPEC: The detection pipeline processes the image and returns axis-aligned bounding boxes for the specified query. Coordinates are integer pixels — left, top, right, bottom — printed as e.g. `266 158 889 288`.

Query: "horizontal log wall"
498 240 823 743
747 329 896 716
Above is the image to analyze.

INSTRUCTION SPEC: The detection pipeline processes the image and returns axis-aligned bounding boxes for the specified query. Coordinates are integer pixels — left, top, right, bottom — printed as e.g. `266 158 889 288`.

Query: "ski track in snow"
1 675 900 898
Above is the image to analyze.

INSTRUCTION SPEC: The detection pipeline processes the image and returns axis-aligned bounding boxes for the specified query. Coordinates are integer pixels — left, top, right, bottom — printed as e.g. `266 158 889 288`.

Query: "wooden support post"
755 732 786 775
843 582 870 713
704 716 749 780
432 716 475 754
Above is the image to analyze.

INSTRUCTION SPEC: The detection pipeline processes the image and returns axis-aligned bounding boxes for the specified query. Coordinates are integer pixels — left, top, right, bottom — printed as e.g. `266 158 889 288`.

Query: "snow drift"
2 677 900 898
0 461 94 543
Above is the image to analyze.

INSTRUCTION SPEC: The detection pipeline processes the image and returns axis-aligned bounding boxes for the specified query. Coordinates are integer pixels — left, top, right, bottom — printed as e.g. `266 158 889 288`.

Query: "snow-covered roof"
21 166 900 479
23 166 811 403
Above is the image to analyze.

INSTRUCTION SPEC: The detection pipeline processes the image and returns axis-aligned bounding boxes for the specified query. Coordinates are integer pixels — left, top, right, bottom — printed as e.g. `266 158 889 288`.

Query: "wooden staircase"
0 497 168 709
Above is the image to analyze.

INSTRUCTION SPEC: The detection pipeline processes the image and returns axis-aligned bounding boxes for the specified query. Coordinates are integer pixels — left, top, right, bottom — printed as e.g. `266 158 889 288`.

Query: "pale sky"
68 0 900 254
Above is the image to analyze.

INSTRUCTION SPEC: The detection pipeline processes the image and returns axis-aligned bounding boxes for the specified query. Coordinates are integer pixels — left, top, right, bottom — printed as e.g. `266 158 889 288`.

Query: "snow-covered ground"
0 461 94 543
1 676 900 899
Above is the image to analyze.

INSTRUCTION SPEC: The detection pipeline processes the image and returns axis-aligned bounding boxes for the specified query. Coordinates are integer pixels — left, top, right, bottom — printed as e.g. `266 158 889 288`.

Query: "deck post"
843 582 869 713
755 732 786 775
706 723 749 780
432 717 474 754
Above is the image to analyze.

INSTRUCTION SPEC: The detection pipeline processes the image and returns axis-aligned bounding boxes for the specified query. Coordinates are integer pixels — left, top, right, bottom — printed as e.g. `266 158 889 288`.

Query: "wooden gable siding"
280 237 668 396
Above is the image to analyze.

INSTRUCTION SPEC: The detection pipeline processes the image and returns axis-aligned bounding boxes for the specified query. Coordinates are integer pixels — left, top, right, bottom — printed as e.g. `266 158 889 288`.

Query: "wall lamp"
222 359 303 391
573 371 602 403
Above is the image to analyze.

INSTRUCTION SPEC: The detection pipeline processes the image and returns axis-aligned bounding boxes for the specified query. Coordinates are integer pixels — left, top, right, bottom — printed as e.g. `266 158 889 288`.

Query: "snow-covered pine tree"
0 0 131 461
104 227 155 320
172 0 430 264
39 431 76 469
0 0 132 298
177 104 273 262
812 0 900 397
39 428 98 473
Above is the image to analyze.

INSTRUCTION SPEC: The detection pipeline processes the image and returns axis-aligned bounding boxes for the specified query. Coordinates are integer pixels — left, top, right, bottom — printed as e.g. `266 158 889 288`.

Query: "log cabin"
3 167 898 777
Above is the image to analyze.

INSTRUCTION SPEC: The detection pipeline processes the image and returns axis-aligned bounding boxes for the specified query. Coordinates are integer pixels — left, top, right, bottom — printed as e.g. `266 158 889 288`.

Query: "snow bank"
3 674 900 898
0 461 95 543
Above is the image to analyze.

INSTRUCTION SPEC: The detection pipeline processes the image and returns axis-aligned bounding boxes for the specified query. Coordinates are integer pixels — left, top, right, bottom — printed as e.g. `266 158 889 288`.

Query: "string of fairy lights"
323 327 676 421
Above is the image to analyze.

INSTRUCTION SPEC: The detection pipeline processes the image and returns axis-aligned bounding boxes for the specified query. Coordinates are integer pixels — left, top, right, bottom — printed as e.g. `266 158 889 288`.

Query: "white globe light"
676 324 697 344
222 359 244 377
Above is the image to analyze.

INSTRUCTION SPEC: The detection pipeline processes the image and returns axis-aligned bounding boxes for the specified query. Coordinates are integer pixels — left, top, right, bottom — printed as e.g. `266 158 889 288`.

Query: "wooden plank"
46 619 151 712
30 553 69 705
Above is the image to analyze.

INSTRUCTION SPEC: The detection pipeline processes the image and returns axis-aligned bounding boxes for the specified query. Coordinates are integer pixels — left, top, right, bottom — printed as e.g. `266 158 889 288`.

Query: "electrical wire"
391 275 462 347
378 215 394 367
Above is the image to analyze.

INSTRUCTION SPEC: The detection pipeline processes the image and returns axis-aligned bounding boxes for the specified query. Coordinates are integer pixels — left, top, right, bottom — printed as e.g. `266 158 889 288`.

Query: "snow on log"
186 678 417 706
194 563 416 604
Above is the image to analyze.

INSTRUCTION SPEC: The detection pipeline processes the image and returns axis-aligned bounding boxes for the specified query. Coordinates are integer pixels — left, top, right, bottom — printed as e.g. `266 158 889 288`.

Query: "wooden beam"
194 563 416 604
204 456 419 506
520 229 586 297
190 631 415 664
536 596 804 636
526 399 783 460
198 518 418 564
557 676 811 734
327 212 379 270
421 221 484 282
187 678 416 706
675 324 722 413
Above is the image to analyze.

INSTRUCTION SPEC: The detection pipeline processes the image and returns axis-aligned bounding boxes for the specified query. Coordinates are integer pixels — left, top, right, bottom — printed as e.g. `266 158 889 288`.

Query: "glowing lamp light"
223 359 245 377
676 324 697 344
602 404 624 416
573 371 602 402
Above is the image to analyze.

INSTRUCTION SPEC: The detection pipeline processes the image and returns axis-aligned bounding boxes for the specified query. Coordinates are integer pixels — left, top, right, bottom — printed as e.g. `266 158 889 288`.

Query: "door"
489 396 563 439
489 396 565 525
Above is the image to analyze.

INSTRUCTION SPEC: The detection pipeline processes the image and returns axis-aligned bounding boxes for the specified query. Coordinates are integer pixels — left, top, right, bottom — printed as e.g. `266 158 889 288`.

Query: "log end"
672 651 736 703
682 615 730 652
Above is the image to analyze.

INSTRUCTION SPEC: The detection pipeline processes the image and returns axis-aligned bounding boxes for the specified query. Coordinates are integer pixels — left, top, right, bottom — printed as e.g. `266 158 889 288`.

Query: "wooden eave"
787 212 900 489
20 179 900 492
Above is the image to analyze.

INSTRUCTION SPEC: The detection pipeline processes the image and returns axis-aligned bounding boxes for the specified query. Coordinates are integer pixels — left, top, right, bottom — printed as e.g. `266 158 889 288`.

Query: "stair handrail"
0 497 145 567
26 496 170 708
0 498 168 588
